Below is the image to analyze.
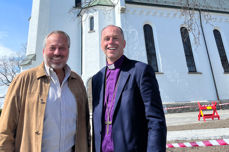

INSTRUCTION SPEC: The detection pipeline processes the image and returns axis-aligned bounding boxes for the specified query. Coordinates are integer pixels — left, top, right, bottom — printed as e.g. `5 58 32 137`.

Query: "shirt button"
40 99 45 104
35 131 40 135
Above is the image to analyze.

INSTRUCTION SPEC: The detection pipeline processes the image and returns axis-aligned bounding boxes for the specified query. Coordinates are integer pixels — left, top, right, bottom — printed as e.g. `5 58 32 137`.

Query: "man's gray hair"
101 25 125 40
43 31 71 48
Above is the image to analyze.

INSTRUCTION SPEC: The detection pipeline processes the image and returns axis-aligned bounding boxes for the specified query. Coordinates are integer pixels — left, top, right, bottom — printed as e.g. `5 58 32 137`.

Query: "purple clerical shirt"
102 55 125 152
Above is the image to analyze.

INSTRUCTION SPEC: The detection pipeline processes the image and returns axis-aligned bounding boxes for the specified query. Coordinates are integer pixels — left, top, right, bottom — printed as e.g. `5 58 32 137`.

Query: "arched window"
143 24 158 72
75 0 81 7
180 27 196 72
89 16 94 31
213 29 229 72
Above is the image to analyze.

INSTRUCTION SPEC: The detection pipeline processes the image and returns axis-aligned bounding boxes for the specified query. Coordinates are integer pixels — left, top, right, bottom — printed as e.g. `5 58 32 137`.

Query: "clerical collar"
106 55 125 70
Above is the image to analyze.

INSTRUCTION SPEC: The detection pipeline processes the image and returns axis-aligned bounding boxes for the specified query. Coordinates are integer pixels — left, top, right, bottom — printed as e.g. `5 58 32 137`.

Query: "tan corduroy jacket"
0 63 90 152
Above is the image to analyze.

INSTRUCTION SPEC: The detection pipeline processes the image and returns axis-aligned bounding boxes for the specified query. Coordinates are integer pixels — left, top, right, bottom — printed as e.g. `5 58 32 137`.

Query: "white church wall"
24 0 82 74
23 0 229 104
26 0 41 56
47 0 82 74
82 10 101 83
113 0 123 26
30 0 50 69
202 12 229 100
122 4 218 103
81 6 115 83
23 0 50 71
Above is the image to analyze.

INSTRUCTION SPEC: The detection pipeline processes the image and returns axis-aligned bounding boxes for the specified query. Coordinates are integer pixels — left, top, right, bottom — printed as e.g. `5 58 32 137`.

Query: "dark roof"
125 0 229 13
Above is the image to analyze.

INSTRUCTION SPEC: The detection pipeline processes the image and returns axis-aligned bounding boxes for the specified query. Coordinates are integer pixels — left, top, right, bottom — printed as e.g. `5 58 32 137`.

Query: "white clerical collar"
107 64 115 70
106 55 125 70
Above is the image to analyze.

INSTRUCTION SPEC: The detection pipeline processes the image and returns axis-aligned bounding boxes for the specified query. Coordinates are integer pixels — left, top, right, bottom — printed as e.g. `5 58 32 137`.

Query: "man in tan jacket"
0 31 90 152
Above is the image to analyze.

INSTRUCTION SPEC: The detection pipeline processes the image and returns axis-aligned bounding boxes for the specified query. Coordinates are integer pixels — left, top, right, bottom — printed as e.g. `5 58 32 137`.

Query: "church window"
180 27 197 72
143 24 158 72
213 29 229 72
75 0 81 7
89 16 94 32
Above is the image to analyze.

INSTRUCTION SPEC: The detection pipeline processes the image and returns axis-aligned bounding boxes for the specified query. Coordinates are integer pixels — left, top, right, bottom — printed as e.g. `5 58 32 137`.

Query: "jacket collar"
36 62 77 79
36 62 47 79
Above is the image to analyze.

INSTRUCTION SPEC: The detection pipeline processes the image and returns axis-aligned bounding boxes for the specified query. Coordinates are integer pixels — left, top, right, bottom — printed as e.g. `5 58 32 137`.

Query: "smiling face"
101 25 126 64
43 33 69 72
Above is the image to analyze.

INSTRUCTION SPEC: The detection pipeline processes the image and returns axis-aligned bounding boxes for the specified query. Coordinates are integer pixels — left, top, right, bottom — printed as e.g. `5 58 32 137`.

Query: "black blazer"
92 56 167 152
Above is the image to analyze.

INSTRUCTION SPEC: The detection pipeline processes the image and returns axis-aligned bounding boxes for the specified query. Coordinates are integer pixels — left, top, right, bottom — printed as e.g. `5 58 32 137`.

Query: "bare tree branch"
0 56 22 86
69 0 117 23
179 0 226 46
0 44 26 89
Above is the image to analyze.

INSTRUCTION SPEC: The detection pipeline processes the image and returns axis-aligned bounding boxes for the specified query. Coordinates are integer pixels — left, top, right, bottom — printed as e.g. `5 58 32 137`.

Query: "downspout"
80 17 83 75
198 10 221 108
77 8 83 75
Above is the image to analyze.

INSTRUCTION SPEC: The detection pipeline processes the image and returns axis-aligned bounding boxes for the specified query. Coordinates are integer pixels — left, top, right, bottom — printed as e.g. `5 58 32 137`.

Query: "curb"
167 139 229 148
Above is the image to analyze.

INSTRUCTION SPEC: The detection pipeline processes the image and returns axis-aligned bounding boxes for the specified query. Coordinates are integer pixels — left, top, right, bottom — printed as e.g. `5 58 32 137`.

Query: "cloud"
0 44 17 57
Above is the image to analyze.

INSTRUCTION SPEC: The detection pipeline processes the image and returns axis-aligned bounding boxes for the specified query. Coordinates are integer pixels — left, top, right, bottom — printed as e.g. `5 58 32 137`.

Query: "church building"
21 0 229 108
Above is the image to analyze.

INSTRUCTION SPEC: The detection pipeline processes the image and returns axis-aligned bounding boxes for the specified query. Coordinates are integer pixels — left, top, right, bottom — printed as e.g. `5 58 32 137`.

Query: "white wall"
81 6 115 83
202 12 229 100
24 1 229 103
24 0 82 74
47 0 82 74
122 4 219 103
81 3 229 103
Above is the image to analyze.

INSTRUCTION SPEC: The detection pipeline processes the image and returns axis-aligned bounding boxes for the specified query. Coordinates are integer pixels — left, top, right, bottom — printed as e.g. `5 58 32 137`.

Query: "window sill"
188 72 202 74
155 72 164 74
88 30 95 33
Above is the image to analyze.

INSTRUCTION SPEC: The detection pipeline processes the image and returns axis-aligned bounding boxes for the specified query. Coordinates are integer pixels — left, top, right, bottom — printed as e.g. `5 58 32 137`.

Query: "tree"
179 0 226 45
0 44 26 98
70 0 116 22
0 56 22 87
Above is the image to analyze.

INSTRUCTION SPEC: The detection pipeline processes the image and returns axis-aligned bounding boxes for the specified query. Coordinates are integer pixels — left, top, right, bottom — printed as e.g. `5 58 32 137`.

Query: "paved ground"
165 109 229 151
166 109 229 141
166 109 229 126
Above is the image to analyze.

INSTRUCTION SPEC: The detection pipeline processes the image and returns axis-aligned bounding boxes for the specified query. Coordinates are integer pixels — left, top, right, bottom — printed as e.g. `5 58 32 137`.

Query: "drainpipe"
198 10 221 108
77 9 83 76
80 16 83 75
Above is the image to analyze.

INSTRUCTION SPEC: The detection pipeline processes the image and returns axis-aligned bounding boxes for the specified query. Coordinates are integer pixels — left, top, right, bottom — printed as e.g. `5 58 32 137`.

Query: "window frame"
89 16 95 32
213 29 229 73
180 27 197 73
143 24 159 72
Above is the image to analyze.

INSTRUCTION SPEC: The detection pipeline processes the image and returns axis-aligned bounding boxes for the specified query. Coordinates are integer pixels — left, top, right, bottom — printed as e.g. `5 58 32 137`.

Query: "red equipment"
198 101 220 122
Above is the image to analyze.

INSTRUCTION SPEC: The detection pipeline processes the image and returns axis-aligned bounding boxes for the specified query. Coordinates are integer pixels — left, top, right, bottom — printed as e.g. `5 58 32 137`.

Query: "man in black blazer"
92 25 167 152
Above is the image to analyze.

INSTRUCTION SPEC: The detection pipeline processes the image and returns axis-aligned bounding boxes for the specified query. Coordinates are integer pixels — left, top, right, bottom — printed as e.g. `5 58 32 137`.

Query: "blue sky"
0 0 32 56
